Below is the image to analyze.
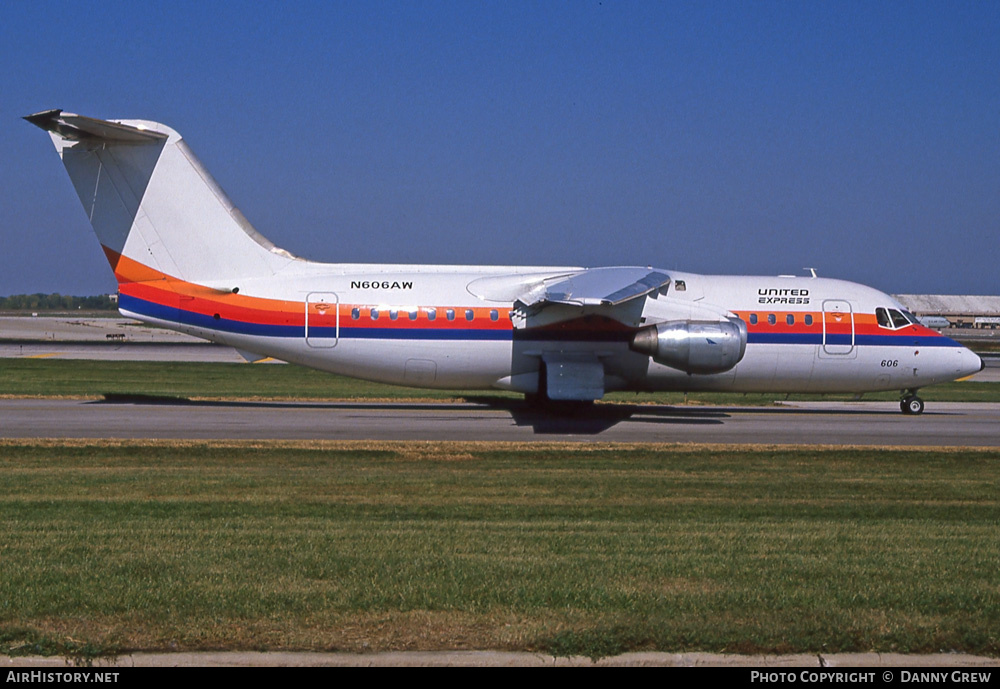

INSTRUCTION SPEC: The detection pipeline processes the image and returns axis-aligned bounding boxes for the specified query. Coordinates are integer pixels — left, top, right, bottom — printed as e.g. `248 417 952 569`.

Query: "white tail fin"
25 110 295 285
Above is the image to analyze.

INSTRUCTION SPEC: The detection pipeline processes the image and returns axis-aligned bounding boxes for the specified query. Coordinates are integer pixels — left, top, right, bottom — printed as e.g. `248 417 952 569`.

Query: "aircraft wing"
515 267 670 311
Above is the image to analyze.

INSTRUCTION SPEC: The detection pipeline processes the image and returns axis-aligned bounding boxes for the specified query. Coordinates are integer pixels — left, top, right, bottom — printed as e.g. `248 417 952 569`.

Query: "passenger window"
370 308 379 320
490 310 499 321
749 314 758 325
446 309 455 321
786 314 794 326
351 308 360 320
390 310 398 321
427 308 437 321
465 309 474 321
408 310 417 321
805 314 813 326
767 314 776 326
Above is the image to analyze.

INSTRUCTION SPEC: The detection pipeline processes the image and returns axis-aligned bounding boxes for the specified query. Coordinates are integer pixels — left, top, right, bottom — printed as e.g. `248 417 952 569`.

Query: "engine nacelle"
630 318 747 375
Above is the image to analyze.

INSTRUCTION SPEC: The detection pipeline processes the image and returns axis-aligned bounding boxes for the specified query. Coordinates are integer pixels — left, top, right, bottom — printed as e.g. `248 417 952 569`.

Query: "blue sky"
3 1 998 296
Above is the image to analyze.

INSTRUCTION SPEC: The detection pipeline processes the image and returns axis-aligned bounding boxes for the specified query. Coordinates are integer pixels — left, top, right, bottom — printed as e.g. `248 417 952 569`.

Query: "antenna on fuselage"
804 267 818 278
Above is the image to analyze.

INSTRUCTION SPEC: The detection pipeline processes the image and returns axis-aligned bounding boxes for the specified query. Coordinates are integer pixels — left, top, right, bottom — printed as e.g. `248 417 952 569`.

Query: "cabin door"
305 292 339 348
821 299 855 356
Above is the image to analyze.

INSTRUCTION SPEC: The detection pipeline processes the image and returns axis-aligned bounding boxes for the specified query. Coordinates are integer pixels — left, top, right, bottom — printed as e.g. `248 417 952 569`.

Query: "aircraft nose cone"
946 345 985 381
961 347 985 378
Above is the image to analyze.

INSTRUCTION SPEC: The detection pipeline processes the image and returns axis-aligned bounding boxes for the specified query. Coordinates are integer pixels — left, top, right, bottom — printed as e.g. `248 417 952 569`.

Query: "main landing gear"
900 390 925 415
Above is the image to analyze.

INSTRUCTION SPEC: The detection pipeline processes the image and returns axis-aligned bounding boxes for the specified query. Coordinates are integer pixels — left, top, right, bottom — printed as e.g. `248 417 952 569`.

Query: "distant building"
894 295 1000 329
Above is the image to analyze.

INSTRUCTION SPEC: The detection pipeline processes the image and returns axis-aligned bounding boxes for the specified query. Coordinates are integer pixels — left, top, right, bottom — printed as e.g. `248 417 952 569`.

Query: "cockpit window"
877 307 915 330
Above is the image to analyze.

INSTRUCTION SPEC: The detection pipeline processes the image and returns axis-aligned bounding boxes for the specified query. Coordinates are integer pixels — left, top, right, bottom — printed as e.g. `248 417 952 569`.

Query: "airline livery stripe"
110 250 963 349
118 294 515 341
747 332 963 348
120 293 967 349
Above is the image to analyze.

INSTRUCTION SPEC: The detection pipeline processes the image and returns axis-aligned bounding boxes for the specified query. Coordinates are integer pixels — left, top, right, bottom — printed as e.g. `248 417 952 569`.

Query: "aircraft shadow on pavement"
463 397 728 435
93 394 472 412
94 394 728 435
93 394 928 425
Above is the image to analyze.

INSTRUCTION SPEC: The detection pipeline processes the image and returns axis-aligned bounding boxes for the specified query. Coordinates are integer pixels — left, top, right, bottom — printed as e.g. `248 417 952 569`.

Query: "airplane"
916 315 952 330
25 109 984 415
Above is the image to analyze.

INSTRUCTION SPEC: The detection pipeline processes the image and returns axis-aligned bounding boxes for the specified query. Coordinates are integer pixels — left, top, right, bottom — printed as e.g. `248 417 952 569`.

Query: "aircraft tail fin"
25 109 296 286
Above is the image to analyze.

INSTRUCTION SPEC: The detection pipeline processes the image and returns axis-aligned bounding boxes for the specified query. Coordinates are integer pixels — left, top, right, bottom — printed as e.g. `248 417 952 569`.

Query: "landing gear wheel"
900 396 924 415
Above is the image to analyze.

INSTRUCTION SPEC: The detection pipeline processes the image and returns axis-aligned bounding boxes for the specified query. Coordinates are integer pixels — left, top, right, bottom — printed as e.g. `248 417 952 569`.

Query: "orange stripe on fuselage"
733 309 944 339
107 248 512 331
107 250 942 341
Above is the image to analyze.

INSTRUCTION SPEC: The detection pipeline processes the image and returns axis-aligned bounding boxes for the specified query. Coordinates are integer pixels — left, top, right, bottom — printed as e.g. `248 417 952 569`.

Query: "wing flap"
542 352 605 401
517 267 670 309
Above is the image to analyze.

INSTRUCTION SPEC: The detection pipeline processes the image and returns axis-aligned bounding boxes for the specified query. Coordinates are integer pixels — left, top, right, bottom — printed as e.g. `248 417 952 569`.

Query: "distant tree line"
0 293 117 311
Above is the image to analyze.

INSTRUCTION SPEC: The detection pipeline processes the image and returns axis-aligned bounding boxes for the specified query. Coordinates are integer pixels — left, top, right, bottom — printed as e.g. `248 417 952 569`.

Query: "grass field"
1 358 998 404
1 440 998 660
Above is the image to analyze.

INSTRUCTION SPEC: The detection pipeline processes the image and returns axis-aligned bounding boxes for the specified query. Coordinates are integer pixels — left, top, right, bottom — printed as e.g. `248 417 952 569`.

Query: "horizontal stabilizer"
24 110 167 143
24 109 167 143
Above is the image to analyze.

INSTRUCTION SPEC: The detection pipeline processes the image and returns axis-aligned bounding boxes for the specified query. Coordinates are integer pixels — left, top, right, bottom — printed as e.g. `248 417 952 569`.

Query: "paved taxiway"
3 317 998 445
2 398 999 446
0 316 199 342
0 342 252 362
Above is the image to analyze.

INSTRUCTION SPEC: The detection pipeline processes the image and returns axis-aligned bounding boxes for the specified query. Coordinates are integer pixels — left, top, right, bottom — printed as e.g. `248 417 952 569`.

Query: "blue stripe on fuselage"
118 293 514 341
119 294 965 348
747 331 963 348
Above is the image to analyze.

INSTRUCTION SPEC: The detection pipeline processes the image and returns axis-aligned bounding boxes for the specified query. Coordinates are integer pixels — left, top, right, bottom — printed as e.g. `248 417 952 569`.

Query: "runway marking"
23 352 62 359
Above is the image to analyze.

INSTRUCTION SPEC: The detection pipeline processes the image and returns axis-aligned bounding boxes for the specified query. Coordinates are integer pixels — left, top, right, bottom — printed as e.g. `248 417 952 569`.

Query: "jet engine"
630 318 747 375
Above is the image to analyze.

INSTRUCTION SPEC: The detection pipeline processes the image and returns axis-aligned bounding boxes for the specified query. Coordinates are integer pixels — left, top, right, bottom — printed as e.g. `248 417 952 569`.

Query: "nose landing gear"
900 391 925 415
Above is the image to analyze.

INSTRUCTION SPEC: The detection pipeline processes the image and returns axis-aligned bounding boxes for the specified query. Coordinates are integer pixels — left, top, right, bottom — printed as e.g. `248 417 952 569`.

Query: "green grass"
1 440 998 658
0 358 998 403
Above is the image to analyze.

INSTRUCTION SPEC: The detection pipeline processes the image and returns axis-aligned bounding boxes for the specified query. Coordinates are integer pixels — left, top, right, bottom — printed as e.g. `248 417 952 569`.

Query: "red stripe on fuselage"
105 249 949 343
107 248 513 332
733 309 947 341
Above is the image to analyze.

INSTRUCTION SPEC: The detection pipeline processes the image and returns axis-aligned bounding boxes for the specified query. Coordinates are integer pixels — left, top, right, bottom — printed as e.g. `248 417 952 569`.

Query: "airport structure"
894 295 1000 329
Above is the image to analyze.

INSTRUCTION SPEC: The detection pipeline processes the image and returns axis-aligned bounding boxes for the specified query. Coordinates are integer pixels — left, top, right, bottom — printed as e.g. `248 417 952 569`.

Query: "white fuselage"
118 264 983 397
